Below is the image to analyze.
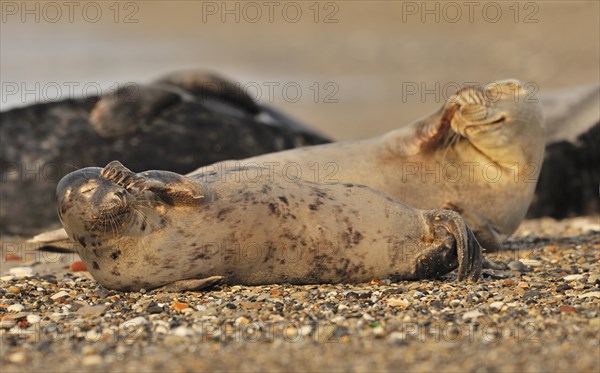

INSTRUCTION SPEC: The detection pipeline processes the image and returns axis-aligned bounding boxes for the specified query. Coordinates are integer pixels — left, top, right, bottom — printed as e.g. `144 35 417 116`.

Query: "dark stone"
345 291 359 300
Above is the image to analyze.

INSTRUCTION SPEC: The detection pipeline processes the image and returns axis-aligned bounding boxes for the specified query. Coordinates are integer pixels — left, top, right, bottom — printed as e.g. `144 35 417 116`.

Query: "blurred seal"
0 71 329 235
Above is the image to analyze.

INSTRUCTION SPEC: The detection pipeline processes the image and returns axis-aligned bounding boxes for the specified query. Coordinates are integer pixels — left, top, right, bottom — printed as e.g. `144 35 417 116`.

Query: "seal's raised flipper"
382 104 457 157
100 160 206 206
90 85 182 138
417 210 482 281
154 71 260 115
153 276 224 292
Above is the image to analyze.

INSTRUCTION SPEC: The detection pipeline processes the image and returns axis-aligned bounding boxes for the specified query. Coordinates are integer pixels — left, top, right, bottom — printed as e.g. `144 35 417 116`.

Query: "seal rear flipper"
27 228 76 253
153 276 224 292
420 210 482 281
441 203 502 251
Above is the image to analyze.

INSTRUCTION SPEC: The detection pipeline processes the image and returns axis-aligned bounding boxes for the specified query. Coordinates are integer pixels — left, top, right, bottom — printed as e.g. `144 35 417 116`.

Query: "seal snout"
91 190 129 221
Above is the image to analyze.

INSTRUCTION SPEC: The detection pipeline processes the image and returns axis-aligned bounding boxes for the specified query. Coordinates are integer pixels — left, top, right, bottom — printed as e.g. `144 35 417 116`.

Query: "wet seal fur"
204 80 545 250
56 161 482 292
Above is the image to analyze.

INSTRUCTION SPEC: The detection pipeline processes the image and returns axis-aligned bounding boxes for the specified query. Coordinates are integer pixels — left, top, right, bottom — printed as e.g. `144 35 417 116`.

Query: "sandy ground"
0 216 598 372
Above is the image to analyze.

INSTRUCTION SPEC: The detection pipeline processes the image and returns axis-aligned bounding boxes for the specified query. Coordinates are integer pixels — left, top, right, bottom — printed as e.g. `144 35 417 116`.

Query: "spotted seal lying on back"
204 79 545 250
0 71 329 235
55 160 481 291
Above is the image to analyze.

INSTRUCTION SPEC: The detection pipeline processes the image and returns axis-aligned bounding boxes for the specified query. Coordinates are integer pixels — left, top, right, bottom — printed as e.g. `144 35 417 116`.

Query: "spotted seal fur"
55 161 482 291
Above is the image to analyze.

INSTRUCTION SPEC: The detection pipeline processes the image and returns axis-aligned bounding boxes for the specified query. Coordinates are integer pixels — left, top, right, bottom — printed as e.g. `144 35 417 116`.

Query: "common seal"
55 160 482 292
0 71 328 235
203 79 545 249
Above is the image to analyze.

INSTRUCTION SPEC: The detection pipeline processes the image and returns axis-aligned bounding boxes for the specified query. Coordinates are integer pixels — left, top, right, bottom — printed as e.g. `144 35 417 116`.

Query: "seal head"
57 161 205 245
448 79 545 166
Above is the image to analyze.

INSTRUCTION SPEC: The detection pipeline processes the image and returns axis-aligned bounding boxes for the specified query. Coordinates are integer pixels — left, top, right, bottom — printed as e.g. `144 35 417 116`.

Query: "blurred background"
2 0 599 139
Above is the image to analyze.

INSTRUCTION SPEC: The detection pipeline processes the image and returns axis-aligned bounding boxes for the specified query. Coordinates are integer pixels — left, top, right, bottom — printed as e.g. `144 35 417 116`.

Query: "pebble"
508 261 530 272
578 291 600 299
8 267 33 278
388 331 406 344
502 279 517 286
559 306 577 313
172 301 189 312
235 316 250 325
70 261 88 272
489 302 505 310
172 326 191 337
387 298 410 309
521 259 542 267
462 310 484 320
372 325 385 337
119 316 148 330
587 274 600 284
8 352 27 363
0 319 16 328
1 275 15 281
26 314 41 324
76 305 107 317
51 291 69 300
563 274 585 281
82 355 103 366
7 304 24 312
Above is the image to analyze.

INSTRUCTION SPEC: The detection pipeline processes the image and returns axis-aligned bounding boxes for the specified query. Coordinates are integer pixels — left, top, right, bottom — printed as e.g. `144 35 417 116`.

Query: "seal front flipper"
416 210 482 281
100 160 206 206
382 102 457 157
154 71 260 115
153 276 225 292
